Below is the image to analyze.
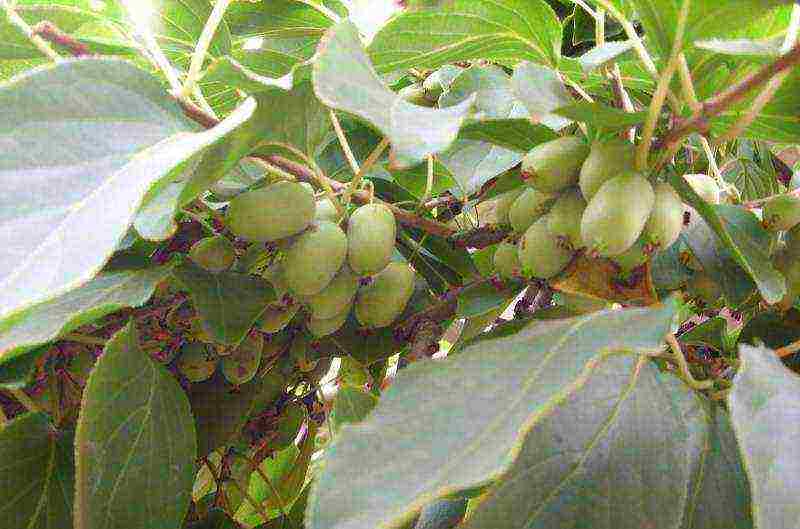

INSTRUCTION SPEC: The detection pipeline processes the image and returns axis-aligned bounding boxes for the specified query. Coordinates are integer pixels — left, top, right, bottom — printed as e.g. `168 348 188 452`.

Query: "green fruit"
684 174 721 205
422 70 446 102
774 249 800 309
177 342 217 383
355 262 416 328
307 308 350 338
611 237 649 273
315 197 340 223
687 272 722 306
517 218 573 279
284 221 348 296
578 139 636 201
546 188 587 250
302 266 359 319
763 194 800 231
347 203 397 275
508 187 557 234
221 333 263 385
494 188 524 225
399 84 435 107
581 173 654 257
189 236 236 273
225 181 315 242
262 262 292 304
257 304 299 334
275 402 307 448
644 182 684 250
521 136 590 193
493 241 522 279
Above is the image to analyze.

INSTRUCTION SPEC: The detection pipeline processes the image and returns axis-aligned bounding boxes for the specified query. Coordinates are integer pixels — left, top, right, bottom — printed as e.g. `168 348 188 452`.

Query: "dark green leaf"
0 263 175 365
0 413 74 528
0 349 40 390
738 309 800 349
173 262 275 345
307 300 678 529
415 498 467 529
457 119 558 153
74 323 196 529
679 317 728 352
456 280 523 318
554 102 648 129
728 345 800 529
330 386 378 434
0 59 253 322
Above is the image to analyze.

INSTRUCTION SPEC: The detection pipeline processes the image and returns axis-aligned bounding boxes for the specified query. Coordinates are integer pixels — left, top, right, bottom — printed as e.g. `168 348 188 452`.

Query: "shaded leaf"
314 21 474 169
0 263 175 365
738 309 800 349
330 386 378 434
173 262 275 345
74 323 196 529
0 59 253 321
552 255 659 306
728 345 800 529
679 317 728 352
368 0 562 73
554 102 647 129
307 301 678 529
0 413 74 529
456 280 523 318
0 349 40 390
722 158 784 202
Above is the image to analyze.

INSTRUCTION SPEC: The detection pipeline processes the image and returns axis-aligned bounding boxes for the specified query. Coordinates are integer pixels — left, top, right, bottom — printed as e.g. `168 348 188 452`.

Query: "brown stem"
450 225 511 250
660 41 800 149
31 21 90 57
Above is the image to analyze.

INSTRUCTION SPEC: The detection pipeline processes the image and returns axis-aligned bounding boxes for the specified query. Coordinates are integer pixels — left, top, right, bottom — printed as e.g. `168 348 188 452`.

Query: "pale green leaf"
553 102 648 129
313 21 474 169
729 345 800 529
74 323 197 529
307 300 678 529
0 59 254 321
578 41 635 72
368 0 562 73
0 413 74 529
0 263 175 365
511 62 572 131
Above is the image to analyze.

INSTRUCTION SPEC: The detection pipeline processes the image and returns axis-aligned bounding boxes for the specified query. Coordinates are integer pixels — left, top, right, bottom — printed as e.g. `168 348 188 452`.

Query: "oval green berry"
508 187 557 234
578 139 636 201
307 308 350 338
547 188 587 250
494 188 524 226
355 262 416 328
517 218 573 279
684 174 721 205
493 241 522 279
284 221 348 296
257 304 299 334
521 136 590 193
302 266 359 320
315 197 340 223
644 182 684 250
221 332 263 385
177 342 217 383
347 203 397 276
611 237 649 273
189 236 236 273
225 181 315 242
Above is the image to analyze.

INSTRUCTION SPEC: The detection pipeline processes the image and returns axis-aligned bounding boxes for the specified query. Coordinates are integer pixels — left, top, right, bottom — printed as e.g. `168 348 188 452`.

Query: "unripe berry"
521 137 589 193
578 139 636 201
517 218 573 279
225 181 315 242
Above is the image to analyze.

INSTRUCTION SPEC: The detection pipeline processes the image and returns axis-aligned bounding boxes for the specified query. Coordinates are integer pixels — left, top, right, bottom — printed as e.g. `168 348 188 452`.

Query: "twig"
776 338 800 358
330 109 361 178
419 154 436 208
62 333 107 347
450 225 510 250
342 138 390 208
32 21 90 56
660 40 800 149
125 5 182 93
183 0 233 97
6 388 41 413
247 457 290 517
203 456 272 522
0 1 61 61
666 334 714 390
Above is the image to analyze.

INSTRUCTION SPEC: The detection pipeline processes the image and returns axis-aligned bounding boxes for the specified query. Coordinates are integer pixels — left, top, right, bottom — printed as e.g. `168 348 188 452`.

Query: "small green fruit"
177 342 217 383
189 236 236 273
546 188 587 250
644 182 684 250
302 266 359 319
508 187 557 234
347 203 397 276
684 174 721 205
687 272 722 306
578 139 636 201
581 173 654 257
493 241 522 279
399 83 436 107
257 304 299 334
355 262 416 328
521 137 590 193
225 181 315 242
517 218 573 279
262 262 292 304
763 194 800 232
611 237 649 273
494 188 524 225
307 308 350 338
284 221 348 296
221 333 263 385
315 197 340 223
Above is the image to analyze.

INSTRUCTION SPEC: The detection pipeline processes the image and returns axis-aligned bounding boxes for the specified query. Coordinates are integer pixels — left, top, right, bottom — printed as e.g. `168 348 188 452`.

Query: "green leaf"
0 58 253 322
0 263 175 365
463 356 708 529
307 300 678 529
368 0 562 73
187 508 242 529
313 21 475 169
510 62 573 131
456 280 523 318
203 56 295 94
74 323 197 529
738 310 800 349
225 0 334 39
173 262 275 345
729 344 800 529
0 413 75 528
457 119 558 153
554 102 648 129
669 173 785 304
0 349 40 390
578 41 635 72
330 386 378 434
722 158 784 202
694 37 782 59
679 317 728 352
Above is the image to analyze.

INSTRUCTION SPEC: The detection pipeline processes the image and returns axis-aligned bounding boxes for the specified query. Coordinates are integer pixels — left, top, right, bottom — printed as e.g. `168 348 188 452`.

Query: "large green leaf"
0 58 254 322
669 173 785 304
0 413 75 528
510 62 573 131
173 262 275 345
74 323 197 529
463 356 708 528
729 345 800 529
368 0 562 73
457 119 557 153
307 300 678 529
0 263 175 365
313 21 475 169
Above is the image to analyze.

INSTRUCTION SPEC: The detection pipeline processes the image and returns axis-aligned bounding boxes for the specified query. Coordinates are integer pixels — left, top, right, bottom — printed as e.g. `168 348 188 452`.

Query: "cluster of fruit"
492 137 688 281
764 193 800 309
